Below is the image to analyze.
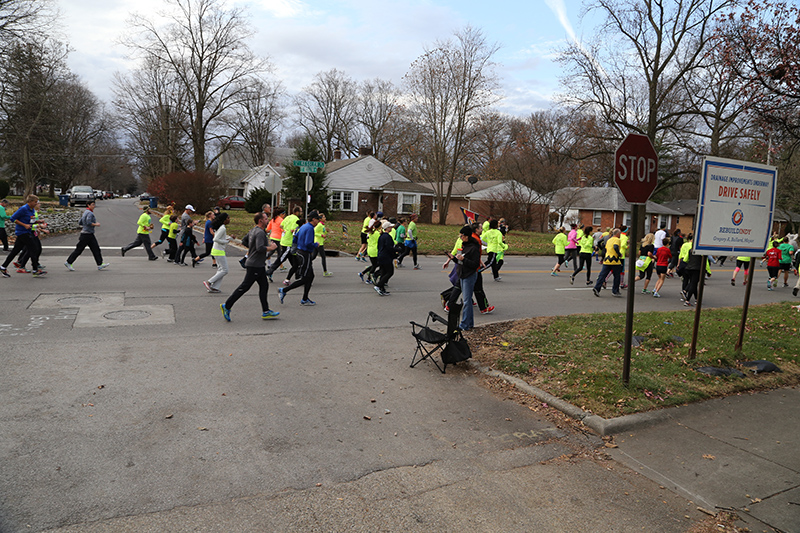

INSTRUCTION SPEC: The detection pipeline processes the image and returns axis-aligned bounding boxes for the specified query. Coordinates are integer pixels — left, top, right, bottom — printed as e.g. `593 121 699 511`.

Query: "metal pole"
304 173 310 217
622 204 641 386
735 259 756 353
688 256 708 360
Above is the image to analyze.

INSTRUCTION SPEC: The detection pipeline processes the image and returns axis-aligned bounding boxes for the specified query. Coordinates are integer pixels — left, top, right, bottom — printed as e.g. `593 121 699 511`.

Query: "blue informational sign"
694 156 777 256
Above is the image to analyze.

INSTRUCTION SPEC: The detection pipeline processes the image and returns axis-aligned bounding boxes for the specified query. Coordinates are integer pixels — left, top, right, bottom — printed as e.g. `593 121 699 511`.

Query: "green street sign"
293 160 324 169
300 166 318 174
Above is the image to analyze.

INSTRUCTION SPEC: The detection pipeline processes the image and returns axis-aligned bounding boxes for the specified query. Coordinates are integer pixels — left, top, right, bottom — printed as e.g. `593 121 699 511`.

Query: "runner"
571 226 594 285
652 236 672 298
121 206 158 261
278 211 319 306
778 237 794 287
374 219 396 295
65 200 109 271
219 212 278 321
204 212 230 293
356 211 374 262
399 213 420 269
731 256 751 286
550 227 568 275
359 220 380 284
592 228 623 297
0 198 10 251
151 205 174 250
314 212 332 277
483 219 508 281
1 195 45 277
633 233 656 293
194 211 215 267
764 240 781 291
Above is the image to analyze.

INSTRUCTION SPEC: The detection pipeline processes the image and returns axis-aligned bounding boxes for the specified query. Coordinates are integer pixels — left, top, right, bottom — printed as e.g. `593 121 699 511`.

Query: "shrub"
147 171 228 212
245 187 273 213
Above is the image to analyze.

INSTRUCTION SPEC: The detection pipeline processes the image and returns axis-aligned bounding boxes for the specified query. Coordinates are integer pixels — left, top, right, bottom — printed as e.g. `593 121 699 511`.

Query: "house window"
660 214 670 228
624 212 632 226
400 193 419 214
592 210 602 226
329 191 354 211
432 197 438 212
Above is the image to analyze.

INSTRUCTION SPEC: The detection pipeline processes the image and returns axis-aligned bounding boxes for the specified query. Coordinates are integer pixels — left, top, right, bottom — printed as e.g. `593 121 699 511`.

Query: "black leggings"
225 266 270 312
3 233 39 270
486 252 504 279
284 250 315 300
397 244 417 266
572 252 592 281
197 242 213 260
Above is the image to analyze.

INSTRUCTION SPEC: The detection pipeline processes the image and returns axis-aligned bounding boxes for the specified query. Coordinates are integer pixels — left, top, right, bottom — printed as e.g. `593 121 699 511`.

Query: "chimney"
579 177 588 188
333 149 342 161
358 146 373 157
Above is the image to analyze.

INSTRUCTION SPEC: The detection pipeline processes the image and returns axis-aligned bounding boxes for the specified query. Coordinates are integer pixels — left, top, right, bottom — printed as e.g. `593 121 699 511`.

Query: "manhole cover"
103 310 152 321
58 296 103 306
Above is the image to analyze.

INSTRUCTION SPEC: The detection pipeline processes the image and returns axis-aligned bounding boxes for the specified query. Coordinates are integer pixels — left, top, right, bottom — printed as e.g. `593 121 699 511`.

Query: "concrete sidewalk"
606 387 800 532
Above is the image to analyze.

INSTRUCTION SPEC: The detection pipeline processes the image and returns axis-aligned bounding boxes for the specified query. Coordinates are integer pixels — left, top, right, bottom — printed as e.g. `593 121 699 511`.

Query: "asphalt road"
0 199 792 532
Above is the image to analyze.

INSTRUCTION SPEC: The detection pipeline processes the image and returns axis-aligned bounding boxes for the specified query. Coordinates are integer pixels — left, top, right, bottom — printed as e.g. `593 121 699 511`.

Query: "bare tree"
123 0 269 172
113 56 191 182
0 0 56 49
404 26 501 224
295 68 359 161
227 78 285 166
558 0 735 195
358 77 401 160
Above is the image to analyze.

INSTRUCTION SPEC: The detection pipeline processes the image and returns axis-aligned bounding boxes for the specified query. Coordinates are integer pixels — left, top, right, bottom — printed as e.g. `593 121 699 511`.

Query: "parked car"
70 186 95 207
217 195 246 210
93 190 104 200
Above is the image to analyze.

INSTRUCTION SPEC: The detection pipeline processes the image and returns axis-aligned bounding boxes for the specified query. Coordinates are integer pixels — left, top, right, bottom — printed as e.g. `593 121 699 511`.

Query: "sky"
59 0 588 121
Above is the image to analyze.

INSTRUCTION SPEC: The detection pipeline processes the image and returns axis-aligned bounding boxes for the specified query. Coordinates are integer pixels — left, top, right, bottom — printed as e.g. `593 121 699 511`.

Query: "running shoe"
684 300 694 307
148 257 159 261
653 292 661 298
592 288 599 297
220 303 231 321
586 280 593 285
278 287 286 304
12 261 21 268
262 310 280 319
793 287 798 297
731 279 735 286
396 262 404 268
569 275 574 285
120 247 126 257
323 271 333 277
767 280 771 290
239 257 246 269
550 271 557 276
358 272 365 282
494 276 502 282
612 292 622 298
196 258 204 263
0 266 9 278
444 304 450 312
374 285 385 296
300 299 316 305
283 279 290 285
203 280 212 292
641 288 649 294
413 265 421 270
16 268 30 274
97 263 110 270
32 269 47 277
481 305 495 314
210 288 221 293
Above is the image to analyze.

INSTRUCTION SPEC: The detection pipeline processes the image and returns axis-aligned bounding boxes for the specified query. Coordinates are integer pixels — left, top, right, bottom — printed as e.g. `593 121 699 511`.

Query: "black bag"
442 336 472 364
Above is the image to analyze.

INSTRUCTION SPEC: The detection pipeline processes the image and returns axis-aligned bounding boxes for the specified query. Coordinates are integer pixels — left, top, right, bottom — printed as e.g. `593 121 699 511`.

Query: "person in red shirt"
763 241 781 290
652 236 672 298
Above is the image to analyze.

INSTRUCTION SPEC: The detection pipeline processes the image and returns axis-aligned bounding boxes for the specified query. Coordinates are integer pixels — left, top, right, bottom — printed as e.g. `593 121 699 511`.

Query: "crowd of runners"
550 223 800 305
2 195 799 328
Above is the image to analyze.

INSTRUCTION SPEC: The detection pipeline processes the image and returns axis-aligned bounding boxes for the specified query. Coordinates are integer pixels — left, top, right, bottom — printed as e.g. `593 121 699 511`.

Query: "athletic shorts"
556 253 565 265
780 262 791 271
735 259 749 269
656 265 668 275
768 266 779 278
360 233 368 244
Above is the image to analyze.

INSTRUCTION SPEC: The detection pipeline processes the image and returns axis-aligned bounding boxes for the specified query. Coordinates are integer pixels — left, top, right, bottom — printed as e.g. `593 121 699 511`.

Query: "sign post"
692 156 777 355
614 134 658 386
293 160 324 216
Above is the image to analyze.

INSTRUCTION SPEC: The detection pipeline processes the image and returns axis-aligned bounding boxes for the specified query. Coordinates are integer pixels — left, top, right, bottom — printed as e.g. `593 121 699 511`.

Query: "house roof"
551 187 682 215
240 164 285 185
465 180 541 200
372 180 432 194
219 145 295 173
417 179 509 198
324 156 411 191
661 199 698 216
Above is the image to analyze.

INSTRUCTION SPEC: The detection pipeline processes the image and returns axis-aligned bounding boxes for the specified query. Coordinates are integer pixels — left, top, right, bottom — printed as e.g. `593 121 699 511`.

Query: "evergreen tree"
283 137 330 214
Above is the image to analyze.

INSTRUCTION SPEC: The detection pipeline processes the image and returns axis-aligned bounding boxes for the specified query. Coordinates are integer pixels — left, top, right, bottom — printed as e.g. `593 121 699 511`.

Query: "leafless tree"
122 0 270 172
404 26 501 224
112 55 191 182
295 68 359 161
558 0 735 194
0 0 56 49
226 78 286 166
358 77 401 160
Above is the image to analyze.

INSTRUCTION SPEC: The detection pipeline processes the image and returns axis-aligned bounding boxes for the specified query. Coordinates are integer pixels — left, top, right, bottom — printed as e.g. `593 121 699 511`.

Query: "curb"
467 360 673 436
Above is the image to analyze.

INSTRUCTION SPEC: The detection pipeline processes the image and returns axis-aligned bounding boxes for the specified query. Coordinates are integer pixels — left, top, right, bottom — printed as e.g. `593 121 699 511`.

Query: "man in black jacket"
454 225 481 331
374 220 396 295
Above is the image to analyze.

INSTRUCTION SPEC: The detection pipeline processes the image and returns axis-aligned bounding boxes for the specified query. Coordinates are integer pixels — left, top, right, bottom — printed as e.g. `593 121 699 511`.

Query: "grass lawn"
470 302 800 418
216 210 555 256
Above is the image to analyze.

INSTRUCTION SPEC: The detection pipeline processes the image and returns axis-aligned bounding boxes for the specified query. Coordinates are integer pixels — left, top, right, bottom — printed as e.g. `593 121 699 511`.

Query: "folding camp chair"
410 304 469 373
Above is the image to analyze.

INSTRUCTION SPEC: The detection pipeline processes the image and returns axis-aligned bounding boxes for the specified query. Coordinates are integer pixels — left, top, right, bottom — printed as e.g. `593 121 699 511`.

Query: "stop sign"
615 133 658 204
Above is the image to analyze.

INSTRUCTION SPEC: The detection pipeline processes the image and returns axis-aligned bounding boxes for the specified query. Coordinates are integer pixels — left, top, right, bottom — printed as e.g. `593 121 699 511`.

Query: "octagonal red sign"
615 133 658 204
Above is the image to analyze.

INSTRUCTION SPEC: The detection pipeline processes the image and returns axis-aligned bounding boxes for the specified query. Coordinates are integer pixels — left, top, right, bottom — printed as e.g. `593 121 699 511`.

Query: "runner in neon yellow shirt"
314 213 332 276
551 228 568 275
121 206 158 260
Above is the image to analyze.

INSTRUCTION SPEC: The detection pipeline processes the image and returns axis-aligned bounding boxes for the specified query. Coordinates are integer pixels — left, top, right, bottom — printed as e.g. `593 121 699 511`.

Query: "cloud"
544 0 578 44
250 0 312 18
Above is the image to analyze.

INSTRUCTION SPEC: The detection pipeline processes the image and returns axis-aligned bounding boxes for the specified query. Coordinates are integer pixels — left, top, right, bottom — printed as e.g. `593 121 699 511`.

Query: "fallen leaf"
604 443 619 448
702 454 715 460
751 498 762 504
165 414 173 419
197 427 208 431
370 399 376 403
363 416 371 421
97 385 105 389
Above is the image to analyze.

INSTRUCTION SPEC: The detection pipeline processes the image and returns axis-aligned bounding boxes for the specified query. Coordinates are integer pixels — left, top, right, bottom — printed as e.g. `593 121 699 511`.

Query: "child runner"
151 205 174 250
652 236 672 298
120 206 158 261
179 219 198 266
399 213 420 269
394 217 407 267
359 220 380 284
778 237 794 287
204 212 230 293
483 219 507 281
634 233 656 293
194 211 215 267
356 211 374 262
165 214 179 262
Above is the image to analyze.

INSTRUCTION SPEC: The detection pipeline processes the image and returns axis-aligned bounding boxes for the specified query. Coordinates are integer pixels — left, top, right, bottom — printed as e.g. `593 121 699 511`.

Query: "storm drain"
57 296 104 306
103 310 152 321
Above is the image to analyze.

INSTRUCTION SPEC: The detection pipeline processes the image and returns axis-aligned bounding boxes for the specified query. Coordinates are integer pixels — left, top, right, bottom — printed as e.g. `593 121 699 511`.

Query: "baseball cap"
381 220 394 230
185 204 195 211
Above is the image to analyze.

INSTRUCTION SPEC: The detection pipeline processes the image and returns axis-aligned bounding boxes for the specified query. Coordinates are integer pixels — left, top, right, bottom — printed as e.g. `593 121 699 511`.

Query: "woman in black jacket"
454 226 481 331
